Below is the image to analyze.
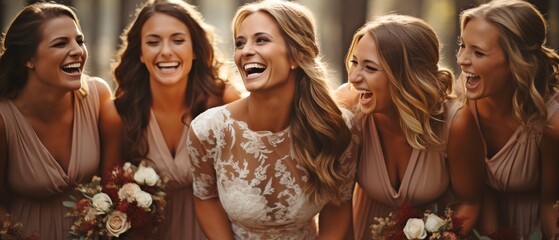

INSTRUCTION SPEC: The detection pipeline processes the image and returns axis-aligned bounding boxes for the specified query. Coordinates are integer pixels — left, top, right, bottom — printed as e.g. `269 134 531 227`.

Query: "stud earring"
290 65 296 70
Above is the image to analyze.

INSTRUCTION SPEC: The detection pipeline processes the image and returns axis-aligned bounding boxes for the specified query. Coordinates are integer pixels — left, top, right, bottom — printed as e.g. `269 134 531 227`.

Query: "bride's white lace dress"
187 106 358 240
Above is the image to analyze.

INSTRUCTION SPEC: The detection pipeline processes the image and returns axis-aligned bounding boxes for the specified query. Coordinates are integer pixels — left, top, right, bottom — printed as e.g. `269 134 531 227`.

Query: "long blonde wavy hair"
346 15 455 150
232 0 352 205
459 0 559 128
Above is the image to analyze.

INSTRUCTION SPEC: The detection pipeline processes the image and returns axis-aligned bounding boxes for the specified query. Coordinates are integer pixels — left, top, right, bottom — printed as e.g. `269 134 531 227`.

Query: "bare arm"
476 187 499 236
194 197 234 240
318 201 354 240
93 78 123 177
446 105 485 235
540 107 559 239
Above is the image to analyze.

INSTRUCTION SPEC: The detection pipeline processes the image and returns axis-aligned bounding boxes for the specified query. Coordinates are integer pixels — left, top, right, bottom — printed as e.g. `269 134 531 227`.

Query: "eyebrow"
353 55 379 66
144 32 187 38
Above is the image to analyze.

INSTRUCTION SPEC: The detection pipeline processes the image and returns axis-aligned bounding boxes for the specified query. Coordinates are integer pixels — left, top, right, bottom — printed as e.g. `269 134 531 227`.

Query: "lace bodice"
187 106 358 239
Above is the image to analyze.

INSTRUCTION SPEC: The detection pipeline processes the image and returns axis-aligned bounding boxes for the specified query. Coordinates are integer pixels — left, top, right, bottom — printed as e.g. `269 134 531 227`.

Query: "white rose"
134 165 160 186
118 183 141 202
106 210 131 237
403 218 427 239
91 193 112 214
123 162 133 174
134 190 153 209
424 213 446 233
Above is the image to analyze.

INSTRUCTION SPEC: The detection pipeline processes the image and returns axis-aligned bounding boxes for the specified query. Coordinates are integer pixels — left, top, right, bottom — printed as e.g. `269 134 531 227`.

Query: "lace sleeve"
338 108 360 202
187 118 219 200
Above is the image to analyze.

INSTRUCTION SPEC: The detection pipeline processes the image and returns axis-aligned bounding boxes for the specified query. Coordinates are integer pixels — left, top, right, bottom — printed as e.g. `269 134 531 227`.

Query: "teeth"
62 62 81 68
463 72 479 78
158 62 179 68
355 89 371 94
244 63 265 71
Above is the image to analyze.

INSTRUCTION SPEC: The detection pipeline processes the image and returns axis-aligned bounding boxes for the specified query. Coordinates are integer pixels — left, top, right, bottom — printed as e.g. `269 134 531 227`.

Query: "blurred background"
1 0 558 90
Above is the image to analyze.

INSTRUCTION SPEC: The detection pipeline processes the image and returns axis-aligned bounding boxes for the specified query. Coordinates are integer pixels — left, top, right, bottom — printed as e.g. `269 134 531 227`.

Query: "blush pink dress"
187 106 359 239
473 92 559 238
353 100 461 240
145 110 206 240
0 79 100 240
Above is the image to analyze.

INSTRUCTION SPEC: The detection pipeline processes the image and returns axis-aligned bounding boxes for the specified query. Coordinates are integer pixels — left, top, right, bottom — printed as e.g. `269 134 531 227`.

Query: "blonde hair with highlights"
459 0 559 127
232 0 352 205
346 14 454 150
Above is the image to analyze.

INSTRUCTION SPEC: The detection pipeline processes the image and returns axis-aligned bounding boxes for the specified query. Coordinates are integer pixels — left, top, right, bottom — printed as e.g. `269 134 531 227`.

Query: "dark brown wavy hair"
113 0 226 162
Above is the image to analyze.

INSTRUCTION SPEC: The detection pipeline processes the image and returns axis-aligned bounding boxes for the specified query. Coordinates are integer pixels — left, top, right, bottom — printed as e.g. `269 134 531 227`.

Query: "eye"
235 39 246 49
365 65 378 72
256 37 269 44
474 51 485 57
173 38 185 44
349 60 358 66
52 41 67 48
146 40 159 46
77 39 86 46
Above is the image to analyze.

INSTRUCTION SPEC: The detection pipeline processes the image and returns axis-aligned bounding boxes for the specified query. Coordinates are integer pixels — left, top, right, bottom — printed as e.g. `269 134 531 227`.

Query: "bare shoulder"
448 103 483 151
334 83 358 109
223 83 243 104
88 76 113 101
449 104 477 131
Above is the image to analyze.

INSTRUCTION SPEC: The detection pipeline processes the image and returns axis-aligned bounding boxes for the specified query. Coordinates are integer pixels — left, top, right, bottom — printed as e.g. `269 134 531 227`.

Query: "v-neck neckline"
8 98 76 177
369 116 419 197
149 109 187 161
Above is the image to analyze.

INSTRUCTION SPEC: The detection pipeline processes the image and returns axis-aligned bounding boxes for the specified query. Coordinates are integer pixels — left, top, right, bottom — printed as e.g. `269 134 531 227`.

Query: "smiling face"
457 18 512 100
140 13 194 87
233 11 296 94
348 33 391 114
27 16 87 91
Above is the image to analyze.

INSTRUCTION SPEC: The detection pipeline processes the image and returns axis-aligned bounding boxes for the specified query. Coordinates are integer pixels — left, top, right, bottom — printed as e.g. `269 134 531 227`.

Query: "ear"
140 55 145 63
25 60 34 69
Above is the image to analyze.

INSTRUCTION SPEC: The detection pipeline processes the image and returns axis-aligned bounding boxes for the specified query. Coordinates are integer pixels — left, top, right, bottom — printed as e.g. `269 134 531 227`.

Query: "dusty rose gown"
0 80 100 240
353 101 461 240
473 92 559 238
187 106 359 240
145 110 206 240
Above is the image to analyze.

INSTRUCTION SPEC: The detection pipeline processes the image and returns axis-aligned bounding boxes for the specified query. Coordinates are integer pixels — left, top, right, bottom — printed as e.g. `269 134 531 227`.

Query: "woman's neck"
13 83 73 121
245 93 293 133
150 80 188 113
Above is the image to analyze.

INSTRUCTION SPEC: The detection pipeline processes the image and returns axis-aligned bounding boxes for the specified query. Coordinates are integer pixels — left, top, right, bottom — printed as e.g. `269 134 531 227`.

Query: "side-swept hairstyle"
0 2 84 99
232 0 352 205
346 14 454 150
459 0 559 127
113 0 227 162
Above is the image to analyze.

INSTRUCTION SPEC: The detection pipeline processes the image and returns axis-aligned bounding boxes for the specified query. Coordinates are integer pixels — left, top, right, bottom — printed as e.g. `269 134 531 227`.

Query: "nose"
69 41 84 57
456 49 470 66
161 41 172 56
348 68 362 83
240 42 256 57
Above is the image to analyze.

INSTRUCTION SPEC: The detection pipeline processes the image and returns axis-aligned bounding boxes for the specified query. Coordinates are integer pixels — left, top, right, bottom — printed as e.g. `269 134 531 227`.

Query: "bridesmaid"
111 0 240 239
0 2 119 239
457 0 559 238
337 14 485 239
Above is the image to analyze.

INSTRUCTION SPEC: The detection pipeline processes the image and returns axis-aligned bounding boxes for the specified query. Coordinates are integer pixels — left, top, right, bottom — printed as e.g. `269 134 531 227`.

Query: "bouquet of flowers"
64 161 167 239
370 203 465 240
0 214 39 240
